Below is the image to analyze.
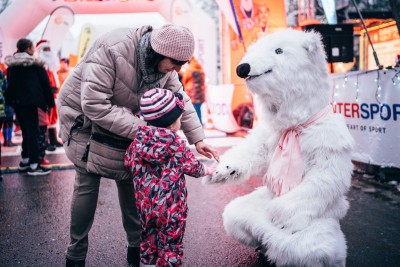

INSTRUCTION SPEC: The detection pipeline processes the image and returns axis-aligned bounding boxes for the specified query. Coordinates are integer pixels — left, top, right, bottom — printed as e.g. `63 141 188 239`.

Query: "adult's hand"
195 140 220 162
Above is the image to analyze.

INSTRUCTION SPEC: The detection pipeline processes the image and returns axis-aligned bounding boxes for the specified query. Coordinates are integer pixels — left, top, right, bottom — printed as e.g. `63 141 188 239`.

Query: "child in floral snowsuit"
125 88 215 267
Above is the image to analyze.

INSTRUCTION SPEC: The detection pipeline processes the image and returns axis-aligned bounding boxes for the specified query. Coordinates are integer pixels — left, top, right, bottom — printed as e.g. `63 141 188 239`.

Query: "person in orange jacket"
57 58 71 89
181 56 206 125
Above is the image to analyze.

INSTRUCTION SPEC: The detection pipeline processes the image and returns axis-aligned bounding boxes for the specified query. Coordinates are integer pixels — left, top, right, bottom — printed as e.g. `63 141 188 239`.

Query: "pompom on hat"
36 39 51 51
140 88 186 127
150 24 195 62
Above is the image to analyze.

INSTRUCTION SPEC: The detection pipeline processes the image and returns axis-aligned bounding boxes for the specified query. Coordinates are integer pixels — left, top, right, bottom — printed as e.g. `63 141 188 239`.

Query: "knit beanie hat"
150 24 195 62
140 88 186 127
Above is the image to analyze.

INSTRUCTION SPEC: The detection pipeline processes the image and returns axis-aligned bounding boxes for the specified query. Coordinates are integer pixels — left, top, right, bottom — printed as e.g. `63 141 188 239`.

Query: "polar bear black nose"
236 63 251 78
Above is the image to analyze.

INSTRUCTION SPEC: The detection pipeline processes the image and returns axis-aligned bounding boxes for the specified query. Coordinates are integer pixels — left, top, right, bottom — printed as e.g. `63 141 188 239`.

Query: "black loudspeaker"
303 24 354 63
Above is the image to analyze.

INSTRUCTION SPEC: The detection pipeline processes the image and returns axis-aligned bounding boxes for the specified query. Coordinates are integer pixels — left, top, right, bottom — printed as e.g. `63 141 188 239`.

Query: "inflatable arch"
0 0 217 84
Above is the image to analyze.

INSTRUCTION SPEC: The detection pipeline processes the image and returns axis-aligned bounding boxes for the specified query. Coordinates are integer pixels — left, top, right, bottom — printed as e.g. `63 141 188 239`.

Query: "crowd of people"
0 39 71 175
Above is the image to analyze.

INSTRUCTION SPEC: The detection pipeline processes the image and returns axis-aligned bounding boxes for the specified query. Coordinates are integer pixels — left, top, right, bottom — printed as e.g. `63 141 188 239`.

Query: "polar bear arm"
208 125 273 183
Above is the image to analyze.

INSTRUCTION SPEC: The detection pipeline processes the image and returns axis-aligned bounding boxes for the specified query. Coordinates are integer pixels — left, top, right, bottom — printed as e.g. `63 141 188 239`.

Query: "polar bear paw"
203 164 242 184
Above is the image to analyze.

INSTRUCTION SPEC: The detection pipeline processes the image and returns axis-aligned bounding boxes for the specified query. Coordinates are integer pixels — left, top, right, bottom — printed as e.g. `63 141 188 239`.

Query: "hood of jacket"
132 125 179 165
5 52 44 67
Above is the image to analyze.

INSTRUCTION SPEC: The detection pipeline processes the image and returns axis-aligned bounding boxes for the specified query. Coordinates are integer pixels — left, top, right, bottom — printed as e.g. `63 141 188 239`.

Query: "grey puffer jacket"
57 25 204 169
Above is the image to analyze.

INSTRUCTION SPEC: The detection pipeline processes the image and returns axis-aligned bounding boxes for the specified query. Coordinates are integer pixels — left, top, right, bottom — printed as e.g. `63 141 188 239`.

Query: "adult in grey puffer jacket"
58 24 219 267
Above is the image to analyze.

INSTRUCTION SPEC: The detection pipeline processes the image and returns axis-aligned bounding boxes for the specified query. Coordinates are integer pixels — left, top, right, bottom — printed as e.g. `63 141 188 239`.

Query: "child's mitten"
204 165 217 175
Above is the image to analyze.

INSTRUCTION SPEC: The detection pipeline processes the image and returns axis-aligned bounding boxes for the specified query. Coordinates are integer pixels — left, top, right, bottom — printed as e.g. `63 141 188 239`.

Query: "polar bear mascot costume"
206 29 354 267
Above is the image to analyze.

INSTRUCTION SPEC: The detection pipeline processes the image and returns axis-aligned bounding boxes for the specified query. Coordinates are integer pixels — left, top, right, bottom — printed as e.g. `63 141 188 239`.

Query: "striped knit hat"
140 88 186 127
150 24 195 62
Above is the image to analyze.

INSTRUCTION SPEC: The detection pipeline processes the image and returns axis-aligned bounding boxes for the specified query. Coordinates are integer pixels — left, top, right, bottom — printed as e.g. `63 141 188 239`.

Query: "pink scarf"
265 105 332 196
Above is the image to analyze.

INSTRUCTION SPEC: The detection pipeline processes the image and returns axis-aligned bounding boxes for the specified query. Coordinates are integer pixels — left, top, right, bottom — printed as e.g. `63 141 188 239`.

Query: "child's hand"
204 165 217 175
201 165 217 185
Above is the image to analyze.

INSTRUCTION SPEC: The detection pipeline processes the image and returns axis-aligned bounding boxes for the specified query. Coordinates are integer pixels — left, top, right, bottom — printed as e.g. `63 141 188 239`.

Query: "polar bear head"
237 29 331 130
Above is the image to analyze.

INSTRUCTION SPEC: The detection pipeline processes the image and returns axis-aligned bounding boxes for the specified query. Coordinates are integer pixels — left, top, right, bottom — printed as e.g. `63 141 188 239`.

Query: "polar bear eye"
275 48 283 54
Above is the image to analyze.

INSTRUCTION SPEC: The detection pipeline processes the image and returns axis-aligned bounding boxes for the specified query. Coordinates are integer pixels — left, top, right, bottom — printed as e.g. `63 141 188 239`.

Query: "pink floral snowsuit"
125 126 206 267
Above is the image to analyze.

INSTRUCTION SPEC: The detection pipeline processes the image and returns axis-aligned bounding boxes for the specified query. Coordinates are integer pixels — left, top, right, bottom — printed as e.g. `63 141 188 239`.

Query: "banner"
41 6 75 52
216 0 239 36
77 23 94 62
219 0 286 86
320 0 337 24
216 0 286 131
330 69 400 168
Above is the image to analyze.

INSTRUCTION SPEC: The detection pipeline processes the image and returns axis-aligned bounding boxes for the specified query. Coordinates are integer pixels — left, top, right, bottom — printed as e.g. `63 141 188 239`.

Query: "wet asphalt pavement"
0 151 400 267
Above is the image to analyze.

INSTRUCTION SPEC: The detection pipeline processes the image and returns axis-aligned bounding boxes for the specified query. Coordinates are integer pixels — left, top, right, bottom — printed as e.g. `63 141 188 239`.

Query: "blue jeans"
193 103 203 125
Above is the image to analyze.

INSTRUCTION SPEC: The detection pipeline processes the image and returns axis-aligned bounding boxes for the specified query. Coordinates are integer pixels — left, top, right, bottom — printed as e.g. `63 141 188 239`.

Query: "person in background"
5 38 54 176
36 40 63 150
58 24 219 267
181 56 206 125
0 63 6 74
57 58 71 89
125 88 216 267
0 70 6 119
0 69 5 180
13 119 21 136
0 68 16 147
2 100 15 147
177 69 185 89
395 54 400 68
1 62 21 139
38 106 50 165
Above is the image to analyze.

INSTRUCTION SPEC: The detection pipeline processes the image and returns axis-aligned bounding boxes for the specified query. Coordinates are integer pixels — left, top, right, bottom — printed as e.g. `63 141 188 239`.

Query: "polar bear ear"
302 30 322 54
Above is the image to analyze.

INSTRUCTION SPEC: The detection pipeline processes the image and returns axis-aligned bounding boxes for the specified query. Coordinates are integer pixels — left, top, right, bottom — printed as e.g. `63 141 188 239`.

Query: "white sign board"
207 84 241 134
330 69 400 168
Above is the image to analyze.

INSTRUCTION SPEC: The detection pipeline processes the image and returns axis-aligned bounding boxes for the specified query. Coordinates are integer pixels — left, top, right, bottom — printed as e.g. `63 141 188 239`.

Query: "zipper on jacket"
67 115 84 146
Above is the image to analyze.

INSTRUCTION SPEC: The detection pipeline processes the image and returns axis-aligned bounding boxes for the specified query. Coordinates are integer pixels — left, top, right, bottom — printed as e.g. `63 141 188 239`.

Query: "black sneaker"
66 258 85 267
27 166 52 176
46 144 56 152
18 162 30 172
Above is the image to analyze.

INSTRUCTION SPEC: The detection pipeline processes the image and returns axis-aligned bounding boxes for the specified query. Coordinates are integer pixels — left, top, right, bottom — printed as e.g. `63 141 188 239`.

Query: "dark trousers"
38 126 47 160
14 106 39 164
67 166 142 260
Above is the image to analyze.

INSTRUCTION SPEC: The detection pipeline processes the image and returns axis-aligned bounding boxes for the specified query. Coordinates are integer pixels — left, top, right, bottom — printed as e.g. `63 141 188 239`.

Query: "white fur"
207 29 354 267
36 49 60 73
